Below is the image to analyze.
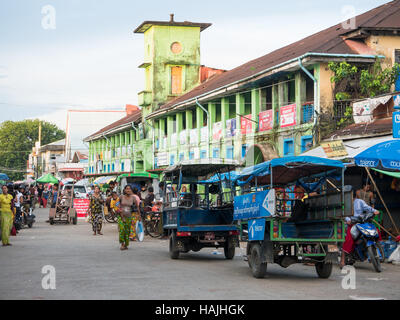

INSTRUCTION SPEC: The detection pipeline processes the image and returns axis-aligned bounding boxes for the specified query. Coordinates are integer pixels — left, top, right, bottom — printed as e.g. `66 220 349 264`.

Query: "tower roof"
134 14 211 33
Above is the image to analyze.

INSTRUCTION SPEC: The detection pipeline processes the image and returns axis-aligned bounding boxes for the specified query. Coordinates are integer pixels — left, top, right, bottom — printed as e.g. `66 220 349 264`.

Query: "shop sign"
280 104 297 128
241 115 252 135
157 153 168 166
259 110 273 131
73 199 90 218
190 129 198 145
321 140 348 158
171 133 177 147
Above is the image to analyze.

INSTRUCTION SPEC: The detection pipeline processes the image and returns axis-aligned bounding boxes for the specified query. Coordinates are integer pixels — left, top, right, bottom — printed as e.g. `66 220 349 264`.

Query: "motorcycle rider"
340 190 380 268
14 186 25 230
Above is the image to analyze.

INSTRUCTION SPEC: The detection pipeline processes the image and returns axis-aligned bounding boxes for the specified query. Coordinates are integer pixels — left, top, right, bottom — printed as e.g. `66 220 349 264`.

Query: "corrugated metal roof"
149 0 400 117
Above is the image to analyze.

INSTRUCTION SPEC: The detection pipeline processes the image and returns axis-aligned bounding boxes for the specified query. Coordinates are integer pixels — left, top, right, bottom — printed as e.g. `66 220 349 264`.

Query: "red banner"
73 199 90 218
280 104 297 128
259 110 273 131
241 115 253 135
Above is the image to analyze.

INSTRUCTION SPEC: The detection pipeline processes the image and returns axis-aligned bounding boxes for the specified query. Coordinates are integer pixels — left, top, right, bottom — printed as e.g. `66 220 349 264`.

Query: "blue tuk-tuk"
232 156 352 278
162 159 240 260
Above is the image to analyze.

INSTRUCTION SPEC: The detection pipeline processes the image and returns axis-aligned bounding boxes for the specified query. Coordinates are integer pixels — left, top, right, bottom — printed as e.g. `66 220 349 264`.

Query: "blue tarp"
355 140 400 171
199 171 239 184
233 156 345 186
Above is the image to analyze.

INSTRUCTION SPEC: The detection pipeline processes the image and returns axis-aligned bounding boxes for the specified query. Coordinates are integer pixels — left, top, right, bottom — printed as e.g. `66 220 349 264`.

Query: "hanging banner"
179 130 187 145
280 104 297 128
190 129 198 145
171 133 177 147
200 126 208 142
353 95 392 124
212 122 222 141
226 118 236 138
157 152 168 166
393 112 400 139
241 115 252 135
259 110 273 131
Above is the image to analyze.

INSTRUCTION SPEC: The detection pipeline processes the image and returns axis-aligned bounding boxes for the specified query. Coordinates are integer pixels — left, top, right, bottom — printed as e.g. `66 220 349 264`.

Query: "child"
110 191 120 214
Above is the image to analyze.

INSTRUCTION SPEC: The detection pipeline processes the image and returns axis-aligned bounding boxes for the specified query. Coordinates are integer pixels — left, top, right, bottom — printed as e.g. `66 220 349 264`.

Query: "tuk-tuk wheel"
224 238 235 260
250 243 267 278
169 232 180 259
315 261 333 279
49 218 54 225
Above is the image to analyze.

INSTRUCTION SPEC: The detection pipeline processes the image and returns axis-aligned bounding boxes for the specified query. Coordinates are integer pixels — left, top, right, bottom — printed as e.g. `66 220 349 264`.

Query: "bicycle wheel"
146 218 162 238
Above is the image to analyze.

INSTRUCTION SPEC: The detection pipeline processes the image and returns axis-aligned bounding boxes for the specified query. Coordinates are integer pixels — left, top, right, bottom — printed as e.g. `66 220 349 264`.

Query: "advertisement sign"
73 199 90 218
157 152 168 166
393 112 400 139
321 140 348 158
241 115 252 135
212 122 222 141
280 104 297 128
179 130 187 145
234 189 275 220
248 218 266 241
171 133 177 147
190 129 198 145
200 126 208 142
226 118 236 138
259 110 273 131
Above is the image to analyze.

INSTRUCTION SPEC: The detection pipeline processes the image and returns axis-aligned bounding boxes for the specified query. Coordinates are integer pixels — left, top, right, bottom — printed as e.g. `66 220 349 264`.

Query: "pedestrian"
118 185 140 249
128 186 141 241
0 185 15 246
143 186 155 210
13 186 24 231
37 184 44 208
51 184 58 208
89 186 104 235
42 185 50 208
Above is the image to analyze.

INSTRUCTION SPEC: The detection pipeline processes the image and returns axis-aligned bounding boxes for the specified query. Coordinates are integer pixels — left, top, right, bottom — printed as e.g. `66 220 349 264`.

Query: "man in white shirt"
14 187 24 230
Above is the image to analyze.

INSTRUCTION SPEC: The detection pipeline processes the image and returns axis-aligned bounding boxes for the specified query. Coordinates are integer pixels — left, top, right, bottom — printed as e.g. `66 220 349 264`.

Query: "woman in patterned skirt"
118 185 139 250
89 186 104 235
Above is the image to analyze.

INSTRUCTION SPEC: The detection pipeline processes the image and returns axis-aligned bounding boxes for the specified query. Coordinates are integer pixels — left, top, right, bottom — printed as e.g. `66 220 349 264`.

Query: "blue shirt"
353 198 375 217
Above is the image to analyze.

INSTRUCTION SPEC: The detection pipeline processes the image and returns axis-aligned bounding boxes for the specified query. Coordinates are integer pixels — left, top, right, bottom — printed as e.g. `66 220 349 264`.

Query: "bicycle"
144 209 162 238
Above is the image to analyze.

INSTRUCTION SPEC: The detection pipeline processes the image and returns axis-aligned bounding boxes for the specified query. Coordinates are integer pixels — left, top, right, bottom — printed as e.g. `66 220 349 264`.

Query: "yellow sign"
321 140 348 158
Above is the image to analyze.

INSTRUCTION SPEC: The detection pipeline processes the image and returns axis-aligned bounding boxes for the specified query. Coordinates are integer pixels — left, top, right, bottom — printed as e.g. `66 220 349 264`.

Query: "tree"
0 119 65 180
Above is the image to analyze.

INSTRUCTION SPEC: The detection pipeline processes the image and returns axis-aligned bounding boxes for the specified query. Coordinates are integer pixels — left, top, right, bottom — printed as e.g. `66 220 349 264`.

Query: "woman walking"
130 187 142 241
0 185 14 246
89 186 104 235
117 185 139 249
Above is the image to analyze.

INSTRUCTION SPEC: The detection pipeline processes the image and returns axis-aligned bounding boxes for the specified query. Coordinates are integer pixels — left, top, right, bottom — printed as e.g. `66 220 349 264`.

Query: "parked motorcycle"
345 212 385 272
19 203 36 229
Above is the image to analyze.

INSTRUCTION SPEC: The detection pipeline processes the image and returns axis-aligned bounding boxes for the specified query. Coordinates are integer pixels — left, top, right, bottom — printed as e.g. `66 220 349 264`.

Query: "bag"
11 225 17 236
136 221 144 242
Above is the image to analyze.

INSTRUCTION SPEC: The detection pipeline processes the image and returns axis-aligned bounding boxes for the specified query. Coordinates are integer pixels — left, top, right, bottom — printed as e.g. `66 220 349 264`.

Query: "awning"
58 168 84 172
372 168 400 178
301 135 394 161
93 176 117 185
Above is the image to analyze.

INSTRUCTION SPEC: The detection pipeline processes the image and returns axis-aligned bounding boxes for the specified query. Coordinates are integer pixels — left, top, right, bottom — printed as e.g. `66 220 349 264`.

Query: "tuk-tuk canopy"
164 159 239 180
116 172 159 182
233 156 345 187
199 171 239 184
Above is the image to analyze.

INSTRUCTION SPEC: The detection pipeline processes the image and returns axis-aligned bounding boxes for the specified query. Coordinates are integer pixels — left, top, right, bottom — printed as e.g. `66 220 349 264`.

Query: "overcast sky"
0 0 389 130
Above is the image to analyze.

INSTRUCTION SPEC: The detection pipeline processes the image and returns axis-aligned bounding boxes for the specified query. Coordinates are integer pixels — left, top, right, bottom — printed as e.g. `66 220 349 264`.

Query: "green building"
85 5 400 176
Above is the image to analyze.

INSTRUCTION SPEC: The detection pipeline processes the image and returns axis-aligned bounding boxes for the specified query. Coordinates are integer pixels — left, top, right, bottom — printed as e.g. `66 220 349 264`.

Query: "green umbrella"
36 173 59 184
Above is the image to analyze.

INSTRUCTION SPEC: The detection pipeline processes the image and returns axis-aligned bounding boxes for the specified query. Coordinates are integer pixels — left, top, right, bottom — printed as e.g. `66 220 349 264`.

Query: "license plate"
204 232 215 240
328 245 339 253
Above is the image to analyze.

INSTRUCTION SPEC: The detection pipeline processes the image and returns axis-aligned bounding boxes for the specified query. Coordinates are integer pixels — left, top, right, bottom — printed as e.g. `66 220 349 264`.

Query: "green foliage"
337 106 354 127
335 92 352 101
359 60 400 97
328 61 358 84
0 119 65 180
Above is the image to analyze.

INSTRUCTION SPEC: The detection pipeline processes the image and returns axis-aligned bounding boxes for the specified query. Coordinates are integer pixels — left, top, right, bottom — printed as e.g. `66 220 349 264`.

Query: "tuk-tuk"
117 173 160 198
162 159 240 260
232 156 352 279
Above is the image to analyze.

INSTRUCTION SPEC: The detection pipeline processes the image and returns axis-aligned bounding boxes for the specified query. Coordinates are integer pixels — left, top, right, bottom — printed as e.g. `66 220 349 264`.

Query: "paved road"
0 208 399 300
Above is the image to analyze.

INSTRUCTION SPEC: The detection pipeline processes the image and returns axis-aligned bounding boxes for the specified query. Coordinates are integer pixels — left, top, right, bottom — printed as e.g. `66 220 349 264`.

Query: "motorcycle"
19 202 36 229
345 212 385 272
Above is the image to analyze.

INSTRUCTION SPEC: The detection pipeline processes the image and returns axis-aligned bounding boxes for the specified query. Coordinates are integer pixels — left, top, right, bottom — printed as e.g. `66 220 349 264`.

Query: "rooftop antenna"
170 13 174 22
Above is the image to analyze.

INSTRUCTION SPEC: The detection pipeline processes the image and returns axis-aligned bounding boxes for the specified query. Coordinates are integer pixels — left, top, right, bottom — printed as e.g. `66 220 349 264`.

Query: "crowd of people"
89 181 162 251
0 183 54 246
